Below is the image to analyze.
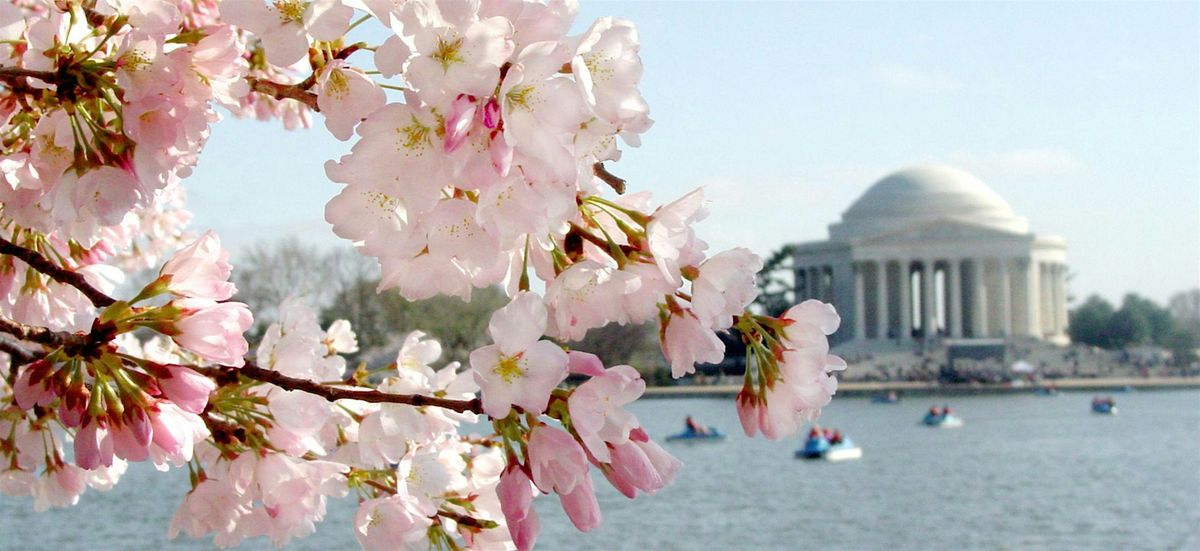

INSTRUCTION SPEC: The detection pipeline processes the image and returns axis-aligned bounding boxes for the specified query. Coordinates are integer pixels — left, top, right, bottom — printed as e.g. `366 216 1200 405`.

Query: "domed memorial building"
792 165 1069 346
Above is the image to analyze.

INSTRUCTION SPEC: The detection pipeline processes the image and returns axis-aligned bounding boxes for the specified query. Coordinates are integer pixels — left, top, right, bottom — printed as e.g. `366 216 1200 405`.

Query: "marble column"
973 259 988 337
998 258 1012 337
948 259 963 338
853 263 866 341
1024 258 1041 338
921 260 936 337
899 261 912 339
1055 264 1069 335
875 260 889 340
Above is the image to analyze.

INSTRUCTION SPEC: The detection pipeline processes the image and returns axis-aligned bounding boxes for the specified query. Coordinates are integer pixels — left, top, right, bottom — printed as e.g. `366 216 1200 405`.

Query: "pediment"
854 218 1028 245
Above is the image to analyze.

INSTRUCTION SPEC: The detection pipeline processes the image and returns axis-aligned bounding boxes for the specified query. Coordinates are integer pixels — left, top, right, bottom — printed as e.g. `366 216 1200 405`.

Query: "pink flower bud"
559 473 601 532
482 97 501 129
13 361 56 411
735 388 761 437
159 365 216 414
159 230 236 301
443 94 476 154
489 133 513 177
527 425 589 495
171 299 253 367
496 466 539 551
604 440 662 498
567 351 606 377
74 421 113 470
111 409 152 462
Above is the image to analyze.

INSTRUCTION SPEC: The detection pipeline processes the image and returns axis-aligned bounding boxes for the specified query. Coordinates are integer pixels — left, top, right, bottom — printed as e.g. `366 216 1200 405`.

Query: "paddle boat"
1091 396 1118 415
1033 386 1060 397
665 416 726 442
795 434 862 461
665 426 726 442
921 409 964 428
870 391 900 404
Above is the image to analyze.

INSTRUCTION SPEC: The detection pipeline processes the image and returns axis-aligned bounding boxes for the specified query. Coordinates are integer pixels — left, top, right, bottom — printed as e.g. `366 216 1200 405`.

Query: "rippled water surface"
2 390 1198 550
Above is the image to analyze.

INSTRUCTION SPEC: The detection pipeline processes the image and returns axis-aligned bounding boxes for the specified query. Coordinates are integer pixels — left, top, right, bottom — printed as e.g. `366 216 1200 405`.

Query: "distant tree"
232 239 374 336
570 322 660 374
1168 289 1200 326
1068 295 1114 347
323 283 508 365
1103 307 1150 349
1165 289 1200 364
1119 293 1172 345
754 244 796 316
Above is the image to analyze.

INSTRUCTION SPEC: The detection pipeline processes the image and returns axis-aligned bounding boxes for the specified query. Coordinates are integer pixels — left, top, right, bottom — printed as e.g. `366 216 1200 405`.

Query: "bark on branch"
0 237 117 307
593 162 626 194
194 362 484 414
247 77 320 112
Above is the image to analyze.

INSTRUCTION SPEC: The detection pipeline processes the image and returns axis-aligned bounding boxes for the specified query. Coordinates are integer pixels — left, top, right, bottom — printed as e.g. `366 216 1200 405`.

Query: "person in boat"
928 406 942 418
887 390 898 401
684 415 708 435
830 430 843 445
943 405 953 416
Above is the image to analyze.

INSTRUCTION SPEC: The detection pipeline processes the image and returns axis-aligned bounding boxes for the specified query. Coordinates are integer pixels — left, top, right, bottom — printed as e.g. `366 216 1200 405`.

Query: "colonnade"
796 257 1068 341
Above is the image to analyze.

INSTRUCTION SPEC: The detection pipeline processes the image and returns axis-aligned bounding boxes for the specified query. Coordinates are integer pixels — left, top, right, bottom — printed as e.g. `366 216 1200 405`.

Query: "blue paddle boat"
1091 396 1117 415
665 416 725 442
870 391 900 404
665 427 726 442
796 432 862 461
921 411 964 428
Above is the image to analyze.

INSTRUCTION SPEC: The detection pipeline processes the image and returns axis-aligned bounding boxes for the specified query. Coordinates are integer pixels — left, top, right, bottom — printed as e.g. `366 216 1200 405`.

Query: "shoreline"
642 377 1200 398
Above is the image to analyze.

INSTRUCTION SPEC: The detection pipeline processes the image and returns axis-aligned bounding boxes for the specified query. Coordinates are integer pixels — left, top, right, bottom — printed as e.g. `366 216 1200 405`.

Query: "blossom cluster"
0 0 846 548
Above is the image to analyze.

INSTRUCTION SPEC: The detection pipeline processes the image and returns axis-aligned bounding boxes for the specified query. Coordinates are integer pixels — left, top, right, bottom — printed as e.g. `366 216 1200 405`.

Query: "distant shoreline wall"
642 377 1200 399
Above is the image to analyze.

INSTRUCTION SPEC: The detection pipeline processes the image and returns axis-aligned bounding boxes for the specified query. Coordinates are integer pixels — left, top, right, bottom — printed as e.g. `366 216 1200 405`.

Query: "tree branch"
0 237 117 307
194 362 485 414
247 77 320 112
593 162 626 195
0 66 58 84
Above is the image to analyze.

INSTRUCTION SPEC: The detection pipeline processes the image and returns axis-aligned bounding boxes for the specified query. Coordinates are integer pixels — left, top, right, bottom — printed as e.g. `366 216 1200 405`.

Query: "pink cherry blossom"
660 309 725 378
691 247 763 330
222 0 353 67
317 61 387 141
158 230 236 301
568 364 644 462
470 292 568 418
353 494 433 551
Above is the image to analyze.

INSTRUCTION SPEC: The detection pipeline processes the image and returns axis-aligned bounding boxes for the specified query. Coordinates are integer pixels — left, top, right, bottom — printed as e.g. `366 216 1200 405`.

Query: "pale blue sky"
187 1 1199 305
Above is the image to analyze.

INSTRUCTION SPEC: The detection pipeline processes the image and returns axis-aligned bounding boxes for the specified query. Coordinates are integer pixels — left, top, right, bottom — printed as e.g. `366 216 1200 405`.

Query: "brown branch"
0 338 37 365
196 362 484 414
247 77 320 111
0 316 78 347
593 162 626 195
0 237 117 307
438 509 496 530
0 66 58 84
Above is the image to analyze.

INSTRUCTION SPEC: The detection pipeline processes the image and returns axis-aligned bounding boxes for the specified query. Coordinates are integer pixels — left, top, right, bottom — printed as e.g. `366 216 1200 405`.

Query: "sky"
186 1 1200 306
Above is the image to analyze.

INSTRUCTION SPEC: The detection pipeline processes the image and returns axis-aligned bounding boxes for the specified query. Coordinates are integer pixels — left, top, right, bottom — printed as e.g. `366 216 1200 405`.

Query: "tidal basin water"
2 390 1198 550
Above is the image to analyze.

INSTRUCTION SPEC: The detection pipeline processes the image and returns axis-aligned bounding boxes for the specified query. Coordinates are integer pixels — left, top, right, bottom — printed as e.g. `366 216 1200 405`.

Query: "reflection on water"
3 391 1198 550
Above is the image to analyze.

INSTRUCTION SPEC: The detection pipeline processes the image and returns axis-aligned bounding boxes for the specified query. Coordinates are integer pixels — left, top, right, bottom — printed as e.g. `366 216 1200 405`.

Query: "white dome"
828 165 1028 241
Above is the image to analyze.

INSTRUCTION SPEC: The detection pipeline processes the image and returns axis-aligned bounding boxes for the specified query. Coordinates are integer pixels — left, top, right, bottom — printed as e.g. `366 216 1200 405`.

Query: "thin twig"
192 362 484 414
247 77 320 112
593 162 626 195
0 237 117 307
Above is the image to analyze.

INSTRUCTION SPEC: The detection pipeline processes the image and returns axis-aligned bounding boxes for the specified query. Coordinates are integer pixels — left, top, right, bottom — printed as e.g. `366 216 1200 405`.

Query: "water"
2 390 1198 550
